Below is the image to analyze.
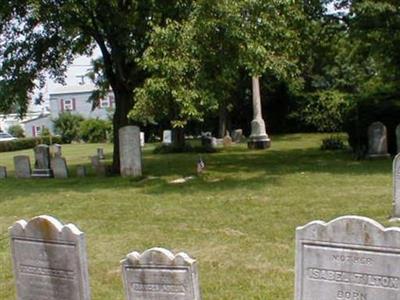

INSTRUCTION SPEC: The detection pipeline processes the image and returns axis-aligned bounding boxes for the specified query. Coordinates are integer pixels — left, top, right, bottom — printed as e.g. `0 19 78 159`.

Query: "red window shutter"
32 126 36 137
72 98 76 111
61 99 64 112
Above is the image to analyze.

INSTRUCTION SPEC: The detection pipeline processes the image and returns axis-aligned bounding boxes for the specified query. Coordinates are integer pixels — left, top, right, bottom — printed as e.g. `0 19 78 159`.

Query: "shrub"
320 135 347 151
290 91 351 132
7 124 25 138
53 113 84 143
80 119 111 143
0 136 62 152
344 92 400 158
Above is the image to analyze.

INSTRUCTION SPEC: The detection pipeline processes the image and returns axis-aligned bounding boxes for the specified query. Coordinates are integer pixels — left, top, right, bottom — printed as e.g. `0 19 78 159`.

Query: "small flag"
197 156 205 174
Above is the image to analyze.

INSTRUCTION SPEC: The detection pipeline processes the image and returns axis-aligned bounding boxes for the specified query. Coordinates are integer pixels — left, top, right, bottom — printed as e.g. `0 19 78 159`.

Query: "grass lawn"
0 133 395 299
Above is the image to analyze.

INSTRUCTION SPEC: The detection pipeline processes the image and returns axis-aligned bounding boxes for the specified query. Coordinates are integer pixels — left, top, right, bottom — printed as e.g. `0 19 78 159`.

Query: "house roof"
20 113 51 124
49 84 96 96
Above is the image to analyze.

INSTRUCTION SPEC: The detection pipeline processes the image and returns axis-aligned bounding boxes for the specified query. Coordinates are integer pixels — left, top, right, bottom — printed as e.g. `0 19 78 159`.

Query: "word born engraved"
132 282 186 294
332 255 373 266
307 267 400 290
337 289 367 300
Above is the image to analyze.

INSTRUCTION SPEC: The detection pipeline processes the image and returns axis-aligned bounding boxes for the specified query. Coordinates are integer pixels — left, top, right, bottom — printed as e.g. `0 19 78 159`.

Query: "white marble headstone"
140 132 145 147
163 130 172 145
295 216 400 300
393 153 400 219
10 215 90 300
367 122 389 157
121 247 201 300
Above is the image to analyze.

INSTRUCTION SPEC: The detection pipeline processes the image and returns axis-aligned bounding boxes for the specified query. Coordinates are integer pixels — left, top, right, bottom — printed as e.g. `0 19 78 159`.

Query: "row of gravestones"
367 122 400 157
8 214 400 300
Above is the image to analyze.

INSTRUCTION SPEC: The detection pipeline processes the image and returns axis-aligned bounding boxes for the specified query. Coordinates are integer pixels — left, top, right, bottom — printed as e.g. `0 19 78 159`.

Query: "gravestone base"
248 138 271 150
389 217 400 223
367 153 391 159
31 169 54 178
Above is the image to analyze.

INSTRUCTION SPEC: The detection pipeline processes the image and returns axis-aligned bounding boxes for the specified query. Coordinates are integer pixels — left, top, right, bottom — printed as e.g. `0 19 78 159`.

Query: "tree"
0 0 193 172
53 113 84 143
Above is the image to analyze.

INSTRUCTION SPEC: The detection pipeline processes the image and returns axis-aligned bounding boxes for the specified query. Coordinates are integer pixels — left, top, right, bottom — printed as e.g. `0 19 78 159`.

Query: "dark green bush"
7 124 25 138
80 119 111 143
53 113 84 143
320 136 346 151
344 92 400 158
0 136 62 152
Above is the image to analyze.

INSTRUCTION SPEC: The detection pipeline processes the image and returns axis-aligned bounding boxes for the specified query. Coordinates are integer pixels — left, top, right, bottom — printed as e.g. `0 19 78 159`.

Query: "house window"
100 98 110 108
61 98 76 112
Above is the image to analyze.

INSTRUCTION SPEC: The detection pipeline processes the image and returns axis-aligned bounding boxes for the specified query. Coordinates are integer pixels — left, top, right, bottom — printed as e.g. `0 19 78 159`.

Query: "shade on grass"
0 134 394 299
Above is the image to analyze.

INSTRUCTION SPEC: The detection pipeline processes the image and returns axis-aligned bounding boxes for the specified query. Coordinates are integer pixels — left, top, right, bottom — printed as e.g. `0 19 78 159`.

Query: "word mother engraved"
121 247 201 300
9 215 90 300
295 216 400 300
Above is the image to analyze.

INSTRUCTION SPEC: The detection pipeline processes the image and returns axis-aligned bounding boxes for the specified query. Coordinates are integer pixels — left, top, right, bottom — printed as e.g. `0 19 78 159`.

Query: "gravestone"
231 129 243 143
140 132 145 147
76 165 87 177
295 216 400 300
367 122 390 158
90 156 106 176
51 156 69 179
10 215 90 300
121 247 201 300
14 156 31 179
119 126 142 177
163 130 172 145
396 124 400 154
223 132 232 147
392 153 400 220
97 148 105 160
53 144 62 157
0 166 7 179
32 144 53 178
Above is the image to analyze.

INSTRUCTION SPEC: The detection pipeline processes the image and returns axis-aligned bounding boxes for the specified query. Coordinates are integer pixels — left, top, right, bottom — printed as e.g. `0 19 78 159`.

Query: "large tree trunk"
111 87 135 174
172 127 185 149
218 105 227 138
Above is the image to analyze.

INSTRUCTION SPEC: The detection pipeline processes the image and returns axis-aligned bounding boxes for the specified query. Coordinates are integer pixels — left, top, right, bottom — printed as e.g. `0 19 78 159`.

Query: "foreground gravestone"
32 144 53 178
14 156 31 179
121 247 201 300
119 126 142 177
367 122 390 158
51 156 69 179
0 166 7 179
396 124 400 154
392 153 400 220
163 130 172 145
295 216 400 300
90 156 106 176
10 215 90 300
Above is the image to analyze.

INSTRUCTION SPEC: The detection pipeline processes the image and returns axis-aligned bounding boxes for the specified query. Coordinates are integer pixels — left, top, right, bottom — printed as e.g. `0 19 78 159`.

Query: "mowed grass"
0 133 395 299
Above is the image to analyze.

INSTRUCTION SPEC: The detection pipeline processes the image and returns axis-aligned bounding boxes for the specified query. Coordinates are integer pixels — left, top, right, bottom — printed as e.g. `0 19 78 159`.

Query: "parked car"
0 132 17 141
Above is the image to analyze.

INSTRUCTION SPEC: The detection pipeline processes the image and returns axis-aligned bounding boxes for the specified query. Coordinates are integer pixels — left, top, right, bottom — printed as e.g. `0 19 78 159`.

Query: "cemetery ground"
0 133 394 300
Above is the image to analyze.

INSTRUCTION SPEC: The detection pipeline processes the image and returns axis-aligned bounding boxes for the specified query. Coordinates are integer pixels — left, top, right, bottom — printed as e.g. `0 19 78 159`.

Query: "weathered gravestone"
97 148 105 160
51 156 69 179
140 132 145 147
295 216 400 300
121 247 201 300
392 153 400 220
119 126 142 177
10 215 90 300
0 166 7 179
396 124 400 154
163 130 172 145
90 156 106 176
76 165 87 178
223 131 232 147
367 122 390 158
53 144 62 157
14 156 31 179
32 144 53 178
231 129 244 143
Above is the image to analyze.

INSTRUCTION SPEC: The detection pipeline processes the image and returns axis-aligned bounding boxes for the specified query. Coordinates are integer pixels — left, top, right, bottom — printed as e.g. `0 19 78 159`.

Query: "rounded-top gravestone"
367 122 390 158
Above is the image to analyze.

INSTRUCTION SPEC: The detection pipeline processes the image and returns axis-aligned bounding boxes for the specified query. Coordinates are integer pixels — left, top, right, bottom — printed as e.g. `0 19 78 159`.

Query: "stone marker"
295 216 400 300
53 144 62 157
231 129 244 143
392 153 400 220
14 156 31 179
163 130 172 145
97 148 105 160
140 132 145 147
0 166 7 179
32 144 53 178
396 124 400 154
10 215 90 300
367 122 390 158
119 126 142 177
90 156 106 176
223 131 232 147
76 165 87 177
51 156 69 179
121 247 201 300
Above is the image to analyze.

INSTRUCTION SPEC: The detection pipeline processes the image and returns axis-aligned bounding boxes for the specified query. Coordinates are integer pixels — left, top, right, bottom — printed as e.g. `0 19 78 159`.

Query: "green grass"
0 133 395 299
